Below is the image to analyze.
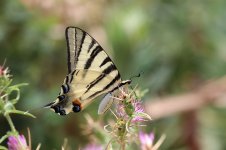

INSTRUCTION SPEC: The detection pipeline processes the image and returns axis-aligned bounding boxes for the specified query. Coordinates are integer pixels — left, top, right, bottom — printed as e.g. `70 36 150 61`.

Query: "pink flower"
0 65 10 78
0 65 3 76
82 143 103 150
139 131 154 150
7 135 29 150
131 99 145 122
116 98 145 122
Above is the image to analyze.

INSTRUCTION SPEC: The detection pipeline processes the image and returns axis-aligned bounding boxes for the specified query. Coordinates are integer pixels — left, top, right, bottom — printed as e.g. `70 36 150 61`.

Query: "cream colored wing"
68 69 121 109
66 27 120 74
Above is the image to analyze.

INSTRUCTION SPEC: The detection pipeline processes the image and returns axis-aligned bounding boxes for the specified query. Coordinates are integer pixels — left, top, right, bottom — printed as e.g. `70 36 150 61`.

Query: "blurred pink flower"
7 135 29 150
82 143 103 150
139 131 154 150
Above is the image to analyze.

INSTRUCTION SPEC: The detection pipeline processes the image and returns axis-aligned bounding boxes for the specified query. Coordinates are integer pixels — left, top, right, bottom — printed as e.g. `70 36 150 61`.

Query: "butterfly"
44 27 131 115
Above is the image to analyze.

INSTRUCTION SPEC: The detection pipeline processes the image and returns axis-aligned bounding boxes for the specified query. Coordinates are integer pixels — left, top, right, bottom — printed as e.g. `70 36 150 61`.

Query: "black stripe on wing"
74 29 77 70
87 73 121 99
88 39 95 53
85 64 118 93
65 27 73 73
100 57 111 68
65 27 88 73
76 30 86 66
70 70 76 83
84 45 102 69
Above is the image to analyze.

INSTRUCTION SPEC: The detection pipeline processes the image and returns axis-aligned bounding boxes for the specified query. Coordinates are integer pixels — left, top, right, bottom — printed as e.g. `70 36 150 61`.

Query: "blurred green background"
1 0 226 149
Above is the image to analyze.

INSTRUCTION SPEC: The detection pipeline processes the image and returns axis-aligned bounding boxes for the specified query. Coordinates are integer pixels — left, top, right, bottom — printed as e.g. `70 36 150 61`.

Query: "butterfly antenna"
25 106 42 113
26 102 52 115
129 71 144 81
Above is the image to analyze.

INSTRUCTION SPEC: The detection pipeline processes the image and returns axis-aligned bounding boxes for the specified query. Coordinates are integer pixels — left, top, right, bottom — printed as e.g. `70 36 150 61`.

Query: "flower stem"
5 113 16 133
120 142 125 150
0 134 8 144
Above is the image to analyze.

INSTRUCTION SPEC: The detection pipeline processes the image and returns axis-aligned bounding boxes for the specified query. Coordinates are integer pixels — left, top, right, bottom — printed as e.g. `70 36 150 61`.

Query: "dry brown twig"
144 76 226 119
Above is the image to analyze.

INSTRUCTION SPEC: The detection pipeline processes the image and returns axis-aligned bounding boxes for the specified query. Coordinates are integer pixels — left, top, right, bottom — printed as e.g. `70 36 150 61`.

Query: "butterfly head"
119 80 132 87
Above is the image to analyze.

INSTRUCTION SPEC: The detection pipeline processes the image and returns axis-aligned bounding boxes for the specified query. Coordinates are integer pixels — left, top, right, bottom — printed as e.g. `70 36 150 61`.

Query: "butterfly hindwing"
69 69 121 109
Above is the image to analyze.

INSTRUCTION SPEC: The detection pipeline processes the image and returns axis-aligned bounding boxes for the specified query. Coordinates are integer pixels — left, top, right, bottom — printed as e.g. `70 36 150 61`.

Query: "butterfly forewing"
66 27 117 72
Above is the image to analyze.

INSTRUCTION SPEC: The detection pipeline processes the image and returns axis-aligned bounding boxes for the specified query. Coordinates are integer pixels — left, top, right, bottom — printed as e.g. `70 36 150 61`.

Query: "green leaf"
0 134 8 144
0 99 4 112
0 145 7 150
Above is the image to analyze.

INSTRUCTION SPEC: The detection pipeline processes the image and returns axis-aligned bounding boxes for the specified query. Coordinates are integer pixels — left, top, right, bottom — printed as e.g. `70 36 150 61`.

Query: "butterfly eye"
58 95 65 101
72 104 81 112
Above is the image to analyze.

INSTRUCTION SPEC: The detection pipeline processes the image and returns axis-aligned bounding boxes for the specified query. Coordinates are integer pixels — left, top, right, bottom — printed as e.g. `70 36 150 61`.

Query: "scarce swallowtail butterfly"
45 27 131 115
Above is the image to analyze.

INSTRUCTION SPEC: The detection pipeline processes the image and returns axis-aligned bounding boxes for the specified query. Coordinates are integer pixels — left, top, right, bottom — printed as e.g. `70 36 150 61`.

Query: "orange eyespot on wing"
72 99 82 112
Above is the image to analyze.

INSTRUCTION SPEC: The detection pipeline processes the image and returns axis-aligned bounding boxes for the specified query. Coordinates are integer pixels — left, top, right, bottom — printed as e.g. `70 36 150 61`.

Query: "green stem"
5 113 16 133
121 142 125 150
0 135 8 144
